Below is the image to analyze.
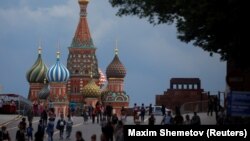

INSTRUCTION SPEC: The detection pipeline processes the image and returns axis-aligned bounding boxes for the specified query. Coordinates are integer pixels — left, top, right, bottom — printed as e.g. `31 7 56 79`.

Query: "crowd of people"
132 103 201 126
0 101 127 141
1 100 234 141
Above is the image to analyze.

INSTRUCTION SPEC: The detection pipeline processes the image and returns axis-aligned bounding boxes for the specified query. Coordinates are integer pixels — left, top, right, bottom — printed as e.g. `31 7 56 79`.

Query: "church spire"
78 0 89 17
71 0 94 48
115 40 119 55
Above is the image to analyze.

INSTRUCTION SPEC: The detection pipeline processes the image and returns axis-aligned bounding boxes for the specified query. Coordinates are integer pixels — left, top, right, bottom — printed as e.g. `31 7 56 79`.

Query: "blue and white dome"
47 52 70 82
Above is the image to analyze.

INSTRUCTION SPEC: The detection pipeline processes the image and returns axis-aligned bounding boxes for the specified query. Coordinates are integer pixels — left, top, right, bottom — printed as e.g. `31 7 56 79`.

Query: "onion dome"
82 79 101 98
106 48 126 79
47 52 70 82
98 68 107 86
38 79 50 100
101 91 129 103
78 0 89 4
26 47 48 83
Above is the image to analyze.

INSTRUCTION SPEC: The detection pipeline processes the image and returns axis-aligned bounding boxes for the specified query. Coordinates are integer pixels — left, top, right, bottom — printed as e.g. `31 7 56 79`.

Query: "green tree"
109 0 247 66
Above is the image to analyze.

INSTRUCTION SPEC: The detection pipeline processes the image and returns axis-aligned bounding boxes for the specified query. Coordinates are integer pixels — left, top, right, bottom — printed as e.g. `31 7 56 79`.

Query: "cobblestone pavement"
1 112 216 141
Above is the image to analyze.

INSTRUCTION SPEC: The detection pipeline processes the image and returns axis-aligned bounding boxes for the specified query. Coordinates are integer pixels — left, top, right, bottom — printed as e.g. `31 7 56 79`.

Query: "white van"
151 106 171 115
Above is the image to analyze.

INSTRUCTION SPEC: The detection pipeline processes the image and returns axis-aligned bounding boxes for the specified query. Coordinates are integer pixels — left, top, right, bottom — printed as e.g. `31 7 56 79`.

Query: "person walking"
120 107 127 124
56 113 66 140
207 97 214 116
27 108 34 125
46 111 56 141
140 103 145 122
133 103 138 122
92 108 96 124
106 103 113 122
82 108 88 124
161 104 166 116
88 104 93 120
95 102 102 124
148 104 153 116
41 110 48 127
27 123 34 141
66 115 74 139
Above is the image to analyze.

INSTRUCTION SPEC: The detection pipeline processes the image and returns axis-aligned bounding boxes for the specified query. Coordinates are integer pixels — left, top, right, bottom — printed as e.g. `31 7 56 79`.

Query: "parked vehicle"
0 94 32 114
150 106 171 115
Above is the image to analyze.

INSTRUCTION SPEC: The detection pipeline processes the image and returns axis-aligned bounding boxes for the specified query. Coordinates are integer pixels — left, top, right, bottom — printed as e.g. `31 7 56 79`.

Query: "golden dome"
82 79 101 98
78 0 89 4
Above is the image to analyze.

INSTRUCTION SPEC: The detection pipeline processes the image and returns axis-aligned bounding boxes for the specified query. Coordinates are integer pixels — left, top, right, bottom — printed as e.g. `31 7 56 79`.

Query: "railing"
180 100 209 114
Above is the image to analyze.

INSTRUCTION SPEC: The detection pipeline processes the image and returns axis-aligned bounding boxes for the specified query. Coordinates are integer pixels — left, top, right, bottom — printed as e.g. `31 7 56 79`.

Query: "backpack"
56 119 65 130
66 120 73 127
27 127 32 135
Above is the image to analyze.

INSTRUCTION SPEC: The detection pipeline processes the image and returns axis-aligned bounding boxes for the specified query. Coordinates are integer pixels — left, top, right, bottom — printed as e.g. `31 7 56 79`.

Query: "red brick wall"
156 90 208 110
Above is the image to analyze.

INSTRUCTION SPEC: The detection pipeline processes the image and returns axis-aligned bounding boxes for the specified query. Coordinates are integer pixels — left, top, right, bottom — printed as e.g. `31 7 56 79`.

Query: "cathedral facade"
26 0 129 115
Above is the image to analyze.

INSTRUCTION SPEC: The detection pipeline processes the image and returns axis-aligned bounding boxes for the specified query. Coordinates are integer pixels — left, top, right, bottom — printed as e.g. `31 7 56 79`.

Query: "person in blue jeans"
27 123 33 141
46 112 55 141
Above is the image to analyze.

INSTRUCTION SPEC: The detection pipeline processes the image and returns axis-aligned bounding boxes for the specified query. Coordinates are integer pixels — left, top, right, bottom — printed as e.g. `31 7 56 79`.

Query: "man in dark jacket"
56 113 66 140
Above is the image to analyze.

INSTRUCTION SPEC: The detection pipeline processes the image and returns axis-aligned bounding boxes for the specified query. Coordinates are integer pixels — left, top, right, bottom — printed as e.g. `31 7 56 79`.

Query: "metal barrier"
180 100 209 114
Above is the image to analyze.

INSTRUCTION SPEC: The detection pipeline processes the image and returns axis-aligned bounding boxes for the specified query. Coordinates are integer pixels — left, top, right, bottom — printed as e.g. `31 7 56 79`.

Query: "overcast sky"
0 0 226 106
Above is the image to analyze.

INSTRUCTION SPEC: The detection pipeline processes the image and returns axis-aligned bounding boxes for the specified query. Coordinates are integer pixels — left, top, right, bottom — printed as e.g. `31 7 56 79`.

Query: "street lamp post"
18 96 21 116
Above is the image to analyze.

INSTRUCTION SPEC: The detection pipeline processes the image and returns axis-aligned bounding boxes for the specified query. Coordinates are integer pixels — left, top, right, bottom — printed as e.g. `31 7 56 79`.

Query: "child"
27 123 33 141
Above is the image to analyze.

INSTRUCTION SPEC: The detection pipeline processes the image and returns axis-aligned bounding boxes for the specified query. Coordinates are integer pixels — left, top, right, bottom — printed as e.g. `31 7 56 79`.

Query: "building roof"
38 83 50 100
170 78 201 84
70 0 94 48
47 52 70 82
26 48 48 83
106 49 126 79
82 79 101 98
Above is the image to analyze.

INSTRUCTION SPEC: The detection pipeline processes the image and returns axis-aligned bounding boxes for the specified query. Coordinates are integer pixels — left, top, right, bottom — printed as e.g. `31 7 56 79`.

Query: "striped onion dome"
38 80 50 100
98 68 106 86
26 48 48 83
82 79 101 98
106 48 126 79
47 52 70 82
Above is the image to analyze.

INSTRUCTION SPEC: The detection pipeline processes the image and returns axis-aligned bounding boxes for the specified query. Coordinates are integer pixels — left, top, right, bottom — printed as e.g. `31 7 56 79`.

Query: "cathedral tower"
102 48 129 115
26 47 48 103
67 0 99 109
47 51 70 116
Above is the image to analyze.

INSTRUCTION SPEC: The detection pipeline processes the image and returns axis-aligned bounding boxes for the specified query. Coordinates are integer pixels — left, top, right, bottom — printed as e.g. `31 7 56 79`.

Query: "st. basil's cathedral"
26 0 129 116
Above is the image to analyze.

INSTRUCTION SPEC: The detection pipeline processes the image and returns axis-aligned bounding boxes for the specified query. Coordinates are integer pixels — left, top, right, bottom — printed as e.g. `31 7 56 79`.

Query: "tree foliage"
109 0 247 63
